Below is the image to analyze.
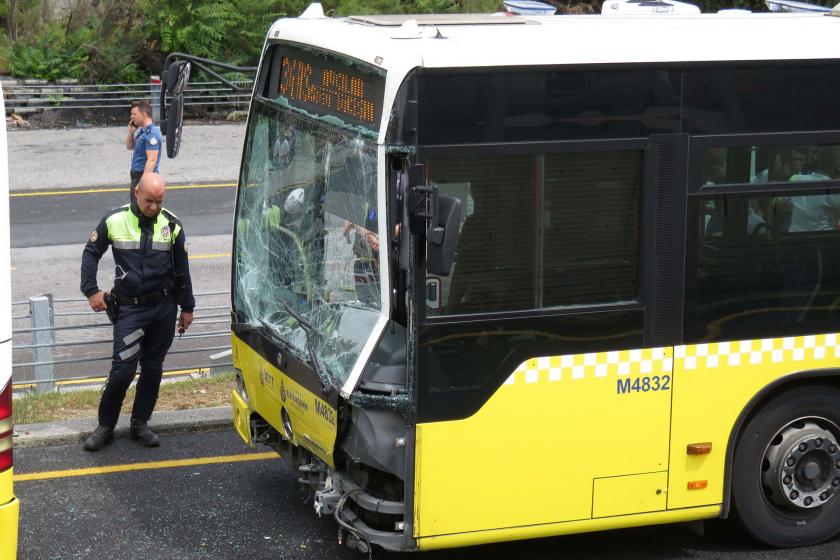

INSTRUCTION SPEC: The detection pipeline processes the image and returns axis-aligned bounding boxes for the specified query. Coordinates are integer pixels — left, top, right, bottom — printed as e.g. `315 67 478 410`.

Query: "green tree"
138 0 284 69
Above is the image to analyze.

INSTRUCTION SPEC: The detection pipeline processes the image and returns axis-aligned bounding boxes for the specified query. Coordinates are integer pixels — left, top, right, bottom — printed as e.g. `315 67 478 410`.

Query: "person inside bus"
779 148 840 232
751 147 793 185
263 188 308 298
344 205 381 306
703 148 727 236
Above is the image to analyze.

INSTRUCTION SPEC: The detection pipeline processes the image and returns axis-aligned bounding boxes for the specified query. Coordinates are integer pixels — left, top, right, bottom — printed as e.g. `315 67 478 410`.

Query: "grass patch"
13 373 235 425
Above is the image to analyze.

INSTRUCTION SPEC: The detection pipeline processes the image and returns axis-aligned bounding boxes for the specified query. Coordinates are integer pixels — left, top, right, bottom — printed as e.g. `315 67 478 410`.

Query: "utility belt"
114 286 173 306
104 286 173 324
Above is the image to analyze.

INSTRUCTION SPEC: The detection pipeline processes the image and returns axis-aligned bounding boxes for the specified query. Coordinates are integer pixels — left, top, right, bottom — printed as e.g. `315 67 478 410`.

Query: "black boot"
83 425 114 452
129 418 160 447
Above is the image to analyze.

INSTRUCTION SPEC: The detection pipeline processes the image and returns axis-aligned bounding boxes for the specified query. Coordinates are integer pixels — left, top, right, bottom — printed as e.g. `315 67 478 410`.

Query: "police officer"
126 100 162 204
80 173 194 451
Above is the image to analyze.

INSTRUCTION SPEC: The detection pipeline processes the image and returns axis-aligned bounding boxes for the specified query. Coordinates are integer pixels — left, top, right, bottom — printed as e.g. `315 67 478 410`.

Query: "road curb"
13 406 233 449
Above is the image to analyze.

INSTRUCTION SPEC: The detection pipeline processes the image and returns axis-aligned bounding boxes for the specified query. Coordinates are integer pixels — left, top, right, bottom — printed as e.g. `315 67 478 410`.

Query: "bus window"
429 155 535 315
427 150 642 315
542 150 642 307
417 68 680 144
684 63 840 134
686 190 840 342
701 144 840 186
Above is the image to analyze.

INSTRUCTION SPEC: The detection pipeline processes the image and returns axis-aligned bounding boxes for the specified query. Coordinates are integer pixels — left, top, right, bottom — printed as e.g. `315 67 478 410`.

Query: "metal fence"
10 290 233 393
3 79 254 114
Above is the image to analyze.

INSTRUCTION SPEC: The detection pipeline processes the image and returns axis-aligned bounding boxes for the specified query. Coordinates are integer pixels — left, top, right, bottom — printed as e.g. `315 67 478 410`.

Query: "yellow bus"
0 81 19 559
218 3 840 553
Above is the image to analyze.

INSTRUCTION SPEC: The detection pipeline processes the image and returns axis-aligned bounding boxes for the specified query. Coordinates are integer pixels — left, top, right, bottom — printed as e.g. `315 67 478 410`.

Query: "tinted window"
685 191 840 343
418 310 644 421
427 150 643 316
430 155 536 314
702 144 840 186
543 151 642 306
684 64 840 135
417 69 681 144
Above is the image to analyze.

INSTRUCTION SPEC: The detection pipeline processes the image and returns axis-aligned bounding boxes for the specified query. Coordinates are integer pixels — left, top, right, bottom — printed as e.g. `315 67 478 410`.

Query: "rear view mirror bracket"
406 164 462 275
158 52 257 158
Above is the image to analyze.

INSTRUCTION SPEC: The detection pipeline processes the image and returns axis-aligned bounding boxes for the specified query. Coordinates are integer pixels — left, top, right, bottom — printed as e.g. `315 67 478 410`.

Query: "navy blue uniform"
129 124 162 203
81 202 194 427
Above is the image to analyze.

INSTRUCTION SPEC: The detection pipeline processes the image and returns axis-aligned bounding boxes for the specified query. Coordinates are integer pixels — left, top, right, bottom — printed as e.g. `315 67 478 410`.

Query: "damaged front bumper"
316 472 408 553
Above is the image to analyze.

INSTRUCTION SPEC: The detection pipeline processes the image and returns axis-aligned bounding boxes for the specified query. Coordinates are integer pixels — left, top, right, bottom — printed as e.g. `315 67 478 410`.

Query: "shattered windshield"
234 98 382 385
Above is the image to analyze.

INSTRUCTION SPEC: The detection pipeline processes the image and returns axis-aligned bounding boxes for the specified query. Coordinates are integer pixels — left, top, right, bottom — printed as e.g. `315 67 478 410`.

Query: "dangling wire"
334 488 374 559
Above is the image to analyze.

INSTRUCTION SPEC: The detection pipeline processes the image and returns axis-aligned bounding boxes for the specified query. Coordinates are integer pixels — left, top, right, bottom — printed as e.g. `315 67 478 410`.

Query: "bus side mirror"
167 60 191 94
160 60 191 158
427 194 461 276
165 93 184 159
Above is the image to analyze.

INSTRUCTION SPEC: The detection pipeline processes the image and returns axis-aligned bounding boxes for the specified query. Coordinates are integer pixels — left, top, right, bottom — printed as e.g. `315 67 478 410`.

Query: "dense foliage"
0 0 836 83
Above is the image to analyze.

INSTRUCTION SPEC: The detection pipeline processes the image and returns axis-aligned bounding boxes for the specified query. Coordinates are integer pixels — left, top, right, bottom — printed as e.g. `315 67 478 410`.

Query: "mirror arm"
160 51 258 127
411 185 439 221
164 52 257 74
190 60 253 92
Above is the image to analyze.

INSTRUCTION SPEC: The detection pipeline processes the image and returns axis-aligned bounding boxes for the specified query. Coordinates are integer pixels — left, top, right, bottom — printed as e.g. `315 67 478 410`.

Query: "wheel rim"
762 417 840 512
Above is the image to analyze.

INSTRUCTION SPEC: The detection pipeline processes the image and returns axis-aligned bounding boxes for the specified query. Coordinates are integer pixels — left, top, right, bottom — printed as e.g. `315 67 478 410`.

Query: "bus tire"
732 385 840 548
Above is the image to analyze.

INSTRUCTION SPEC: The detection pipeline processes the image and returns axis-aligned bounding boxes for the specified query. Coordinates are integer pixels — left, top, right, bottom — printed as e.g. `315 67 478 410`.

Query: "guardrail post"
150 75 161 123
209 349 232 377
29 294 55 393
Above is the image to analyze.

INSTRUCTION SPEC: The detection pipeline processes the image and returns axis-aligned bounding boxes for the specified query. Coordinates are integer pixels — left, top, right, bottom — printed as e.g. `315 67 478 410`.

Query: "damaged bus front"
230 41 415 552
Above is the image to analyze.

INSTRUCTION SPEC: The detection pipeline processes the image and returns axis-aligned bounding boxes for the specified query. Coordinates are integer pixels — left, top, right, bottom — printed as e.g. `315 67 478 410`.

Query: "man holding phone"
126 100 162 203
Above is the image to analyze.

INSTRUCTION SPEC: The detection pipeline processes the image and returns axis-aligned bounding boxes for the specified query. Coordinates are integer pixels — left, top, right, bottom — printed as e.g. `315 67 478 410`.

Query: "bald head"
134 173 166 218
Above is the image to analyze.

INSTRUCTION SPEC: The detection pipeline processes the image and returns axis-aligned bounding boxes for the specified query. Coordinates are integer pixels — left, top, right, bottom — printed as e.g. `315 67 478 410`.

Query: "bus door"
409 144 681 538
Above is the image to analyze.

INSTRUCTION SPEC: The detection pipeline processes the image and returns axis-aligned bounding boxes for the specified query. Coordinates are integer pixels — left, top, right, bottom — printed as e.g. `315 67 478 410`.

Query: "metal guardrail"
3 79 254 113
10 291 233 392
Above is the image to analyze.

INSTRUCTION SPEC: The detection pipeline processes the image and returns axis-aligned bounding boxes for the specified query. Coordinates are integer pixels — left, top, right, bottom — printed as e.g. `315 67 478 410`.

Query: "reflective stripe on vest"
106 206 181 248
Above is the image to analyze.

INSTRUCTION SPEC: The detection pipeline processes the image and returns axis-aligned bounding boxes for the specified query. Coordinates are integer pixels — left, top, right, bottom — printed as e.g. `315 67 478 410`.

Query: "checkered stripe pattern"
505 347 672 385
502 334 840 385
675 334 840 371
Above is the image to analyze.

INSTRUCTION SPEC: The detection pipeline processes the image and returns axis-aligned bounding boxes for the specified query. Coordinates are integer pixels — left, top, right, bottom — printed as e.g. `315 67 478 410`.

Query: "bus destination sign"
279 55 383 128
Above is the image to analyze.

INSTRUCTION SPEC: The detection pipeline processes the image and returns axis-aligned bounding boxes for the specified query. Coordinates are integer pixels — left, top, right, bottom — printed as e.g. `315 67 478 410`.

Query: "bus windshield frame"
232 93 386 390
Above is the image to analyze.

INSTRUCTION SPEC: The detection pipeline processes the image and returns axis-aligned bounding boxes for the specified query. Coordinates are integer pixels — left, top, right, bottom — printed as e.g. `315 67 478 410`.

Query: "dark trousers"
129 171 143 203
98 296 178 427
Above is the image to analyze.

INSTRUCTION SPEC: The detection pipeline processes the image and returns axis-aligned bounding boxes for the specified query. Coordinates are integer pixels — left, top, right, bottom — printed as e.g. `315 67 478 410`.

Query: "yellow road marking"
14 452 279 482
12 367 217 390
189 253 231 261
10 182 237 198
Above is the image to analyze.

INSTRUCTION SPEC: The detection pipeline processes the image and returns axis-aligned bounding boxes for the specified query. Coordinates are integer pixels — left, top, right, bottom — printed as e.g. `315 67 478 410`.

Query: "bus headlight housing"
235 370 248 403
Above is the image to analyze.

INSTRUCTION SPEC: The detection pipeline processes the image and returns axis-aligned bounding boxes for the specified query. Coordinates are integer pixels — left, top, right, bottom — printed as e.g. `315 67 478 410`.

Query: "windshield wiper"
257 319 305 359
278 299 317 333
277 300 333 391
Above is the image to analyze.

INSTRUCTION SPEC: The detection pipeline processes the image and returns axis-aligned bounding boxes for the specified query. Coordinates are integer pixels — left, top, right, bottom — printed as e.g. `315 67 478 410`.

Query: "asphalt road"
13 430 840 560
9 181 237 249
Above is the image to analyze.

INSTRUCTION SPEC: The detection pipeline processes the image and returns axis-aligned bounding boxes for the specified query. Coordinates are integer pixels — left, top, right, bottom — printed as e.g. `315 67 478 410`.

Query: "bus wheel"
733 386 840 548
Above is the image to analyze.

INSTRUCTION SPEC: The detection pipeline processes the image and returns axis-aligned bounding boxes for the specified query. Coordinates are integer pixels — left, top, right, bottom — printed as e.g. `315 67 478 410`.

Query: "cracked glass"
234 98 382 386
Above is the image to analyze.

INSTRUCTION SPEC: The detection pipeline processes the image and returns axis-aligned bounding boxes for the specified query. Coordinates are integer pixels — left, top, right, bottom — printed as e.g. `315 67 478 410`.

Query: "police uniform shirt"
80 203 195 312
131 124 163 173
